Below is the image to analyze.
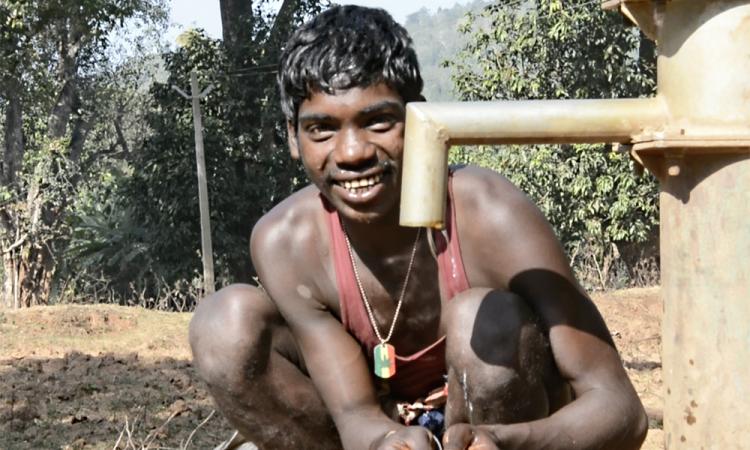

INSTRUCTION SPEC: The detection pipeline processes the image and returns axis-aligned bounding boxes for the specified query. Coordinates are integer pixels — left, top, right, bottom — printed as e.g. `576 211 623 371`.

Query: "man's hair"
278 5 423 124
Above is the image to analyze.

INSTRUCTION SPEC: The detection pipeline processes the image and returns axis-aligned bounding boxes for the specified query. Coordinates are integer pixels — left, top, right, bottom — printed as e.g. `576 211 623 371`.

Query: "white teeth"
341 174 383 192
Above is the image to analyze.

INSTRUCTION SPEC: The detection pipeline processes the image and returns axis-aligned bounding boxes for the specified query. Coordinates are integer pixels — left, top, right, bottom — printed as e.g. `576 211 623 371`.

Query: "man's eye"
306 124 335 139
367 116 396 132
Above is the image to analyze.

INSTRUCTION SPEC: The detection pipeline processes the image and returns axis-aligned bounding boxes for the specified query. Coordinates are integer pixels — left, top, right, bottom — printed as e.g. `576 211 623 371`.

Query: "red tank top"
324 175 471 401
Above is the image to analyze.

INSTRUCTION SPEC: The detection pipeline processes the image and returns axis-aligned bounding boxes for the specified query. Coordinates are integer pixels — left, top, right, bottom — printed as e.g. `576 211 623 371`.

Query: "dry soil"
0 287 663 449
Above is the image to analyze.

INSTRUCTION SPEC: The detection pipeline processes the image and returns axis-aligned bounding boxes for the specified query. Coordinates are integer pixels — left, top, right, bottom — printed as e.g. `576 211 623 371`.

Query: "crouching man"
190 5 647 450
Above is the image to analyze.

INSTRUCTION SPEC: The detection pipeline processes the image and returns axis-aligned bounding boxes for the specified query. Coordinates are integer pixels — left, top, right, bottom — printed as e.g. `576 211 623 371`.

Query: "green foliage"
1 0 320 307
446 0 659 289
1 0 324 308
448 0 655 100
16 135 79 242
0 0 168 307
87 2 325 304
66 159 149 282
451 144 657 246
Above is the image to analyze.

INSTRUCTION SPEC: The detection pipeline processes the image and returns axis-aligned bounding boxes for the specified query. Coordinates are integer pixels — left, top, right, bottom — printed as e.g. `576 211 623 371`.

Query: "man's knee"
444 288 549 383
446 288 542 359
189 284 280 388
444 288 552 422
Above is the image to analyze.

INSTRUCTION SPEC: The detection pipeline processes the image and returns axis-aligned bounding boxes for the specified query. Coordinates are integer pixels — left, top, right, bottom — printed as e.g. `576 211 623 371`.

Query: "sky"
167 0 472 43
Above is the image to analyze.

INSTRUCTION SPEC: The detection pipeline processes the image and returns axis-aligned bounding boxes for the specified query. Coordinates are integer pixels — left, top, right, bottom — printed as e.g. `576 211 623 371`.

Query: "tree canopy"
0 0 169 307
1 0 327 308
446 0 659 289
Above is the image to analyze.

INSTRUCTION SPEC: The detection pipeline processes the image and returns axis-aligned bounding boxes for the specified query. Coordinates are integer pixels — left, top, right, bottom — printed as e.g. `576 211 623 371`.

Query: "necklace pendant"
373 343 396 379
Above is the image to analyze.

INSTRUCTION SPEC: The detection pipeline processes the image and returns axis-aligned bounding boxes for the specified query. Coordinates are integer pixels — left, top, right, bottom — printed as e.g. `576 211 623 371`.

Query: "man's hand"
370 426 439 450
443 424 499 450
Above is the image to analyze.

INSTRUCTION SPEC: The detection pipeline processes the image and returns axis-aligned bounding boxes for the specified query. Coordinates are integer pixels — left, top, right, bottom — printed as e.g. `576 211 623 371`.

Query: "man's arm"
250 210 433 450
450 167 647 450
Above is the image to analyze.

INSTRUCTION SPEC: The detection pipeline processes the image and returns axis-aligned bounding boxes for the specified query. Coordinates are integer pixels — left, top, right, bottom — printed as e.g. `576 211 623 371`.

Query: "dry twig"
182 410 216 449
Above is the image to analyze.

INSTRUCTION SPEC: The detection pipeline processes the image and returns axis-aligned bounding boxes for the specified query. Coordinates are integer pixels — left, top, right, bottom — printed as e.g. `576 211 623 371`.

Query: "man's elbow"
620 399 649 450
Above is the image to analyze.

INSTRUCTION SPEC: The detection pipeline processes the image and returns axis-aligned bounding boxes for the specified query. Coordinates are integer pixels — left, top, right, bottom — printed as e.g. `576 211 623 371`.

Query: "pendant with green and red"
373 342 396 378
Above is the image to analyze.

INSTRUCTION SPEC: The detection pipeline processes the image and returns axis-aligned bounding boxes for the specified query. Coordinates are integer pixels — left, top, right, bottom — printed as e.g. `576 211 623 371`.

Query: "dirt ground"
0 287 663 449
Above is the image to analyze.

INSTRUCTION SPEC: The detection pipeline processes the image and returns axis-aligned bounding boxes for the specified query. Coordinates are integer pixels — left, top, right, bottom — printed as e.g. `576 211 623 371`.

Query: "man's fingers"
467 431 498 450
376 426 435 450
443 423 474 450
443 424 499 450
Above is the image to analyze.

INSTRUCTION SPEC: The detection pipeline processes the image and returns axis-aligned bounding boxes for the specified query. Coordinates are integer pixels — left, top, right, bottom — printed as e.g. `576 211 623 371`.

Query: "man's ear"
286 121 300 160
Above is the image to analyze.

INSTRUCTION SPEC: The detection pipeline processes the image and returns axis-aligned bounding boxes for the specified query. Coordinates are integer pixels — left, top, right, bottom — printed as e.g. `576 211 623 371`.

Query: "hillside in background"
405 1 488 101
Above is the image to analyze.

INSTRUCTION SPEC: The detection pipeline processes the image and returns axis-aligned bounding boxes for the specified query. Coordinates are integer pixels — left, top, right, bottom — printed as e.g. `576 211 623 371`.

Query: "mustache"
329 159 395 177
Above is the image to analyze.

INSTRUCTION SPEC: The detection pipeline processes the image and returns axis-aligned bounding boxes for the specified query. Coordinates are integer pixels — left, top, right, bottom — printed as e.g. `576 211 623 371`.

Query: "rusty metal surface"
660 153 750 449
658 2 750 448
659 1 750 134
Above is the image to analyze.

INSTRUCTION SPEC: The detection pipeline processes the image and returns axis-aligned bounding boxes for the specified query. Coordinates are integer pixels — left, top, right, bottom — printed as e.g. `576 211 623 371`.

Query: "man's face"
289 83 406 224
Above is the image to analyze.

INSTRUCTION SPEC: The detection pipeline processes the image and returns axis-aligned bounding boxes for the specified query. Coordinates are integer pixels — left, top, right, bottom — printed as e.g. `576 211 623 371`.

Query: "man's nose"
333 127 376 168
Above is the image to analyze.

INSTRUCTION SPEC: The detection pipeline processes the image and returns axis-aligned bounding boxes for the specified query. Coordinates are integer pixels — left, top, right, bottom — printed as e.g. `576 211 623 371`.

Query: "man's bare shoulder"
251 186 339 317
450 165 562 286
451 165 541 229
250 185 326 272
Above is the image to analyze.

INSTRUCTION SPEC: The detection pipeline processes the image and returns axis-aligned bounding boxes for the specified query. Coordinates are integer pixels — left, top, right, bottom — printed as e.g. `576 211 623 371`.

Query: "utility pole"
173 70 215 296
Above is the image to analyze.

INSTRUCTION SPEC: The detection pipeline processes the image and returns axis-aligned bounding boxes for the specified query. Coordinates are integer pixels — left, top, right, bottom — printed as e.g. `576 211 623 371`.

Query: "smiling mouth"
336 173 384 195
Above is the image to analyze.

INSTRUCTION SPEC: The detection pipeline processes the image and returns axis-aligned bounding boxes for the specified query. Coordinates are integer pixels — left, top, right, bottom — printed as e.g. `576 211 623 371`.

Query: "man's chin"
334 201 400 226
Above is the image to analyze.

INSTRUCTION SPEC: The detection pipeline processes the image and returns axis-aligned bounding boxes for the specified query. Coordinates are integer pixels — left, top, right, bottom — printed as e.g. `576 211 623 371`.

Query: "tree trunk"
220 0 254 66
257 0 300 155
113 107 130 157
15 28 83 307
1 76 26 308
69 111 91 164
11 157 52 306
2 40 79 308
2 80 24 186
47 79 76 139
48 27 80 139
18 240 55 307
263 0 298 62
1 232 22 309
0 164 58 308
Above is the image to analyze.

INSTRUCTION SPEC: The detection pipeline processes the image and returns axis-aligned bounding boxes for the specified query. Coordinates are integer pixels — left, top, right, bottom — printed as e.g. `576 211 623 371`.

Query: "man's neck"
339 212 421 258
